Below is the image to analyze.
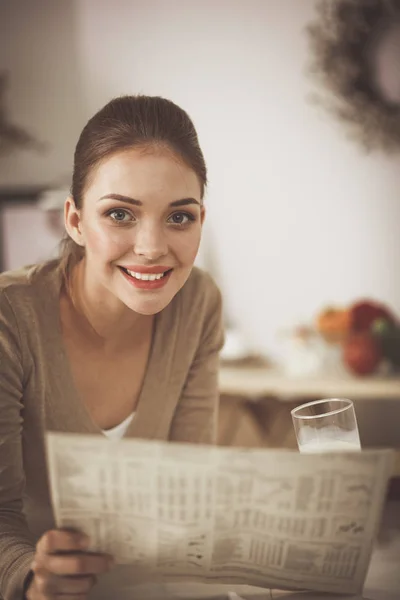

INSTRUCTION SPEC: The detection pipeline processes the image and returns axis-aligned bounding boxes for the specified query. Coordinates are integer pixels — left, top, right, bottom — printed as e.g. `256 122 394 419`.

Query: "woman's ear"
64 196 85 247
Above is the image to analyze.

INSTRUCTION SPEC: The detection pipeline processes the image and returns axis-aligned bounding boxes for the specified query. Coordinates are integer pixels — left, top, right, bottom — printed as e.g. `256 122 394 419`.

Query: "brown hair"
60 94 207 275
307 0 400 152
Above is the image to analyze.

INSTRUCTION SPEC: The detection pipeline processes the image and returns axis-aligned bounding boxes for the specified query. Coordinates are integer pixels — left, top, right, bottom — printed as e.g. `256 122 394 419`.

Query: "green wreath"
308 0 400 152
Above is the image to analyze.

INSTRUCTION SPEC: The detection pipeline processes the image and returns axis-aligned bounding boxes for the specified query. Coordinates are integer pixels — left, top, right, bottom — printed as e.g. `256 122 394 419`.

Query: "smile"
121 268 169 281
118 266 173 290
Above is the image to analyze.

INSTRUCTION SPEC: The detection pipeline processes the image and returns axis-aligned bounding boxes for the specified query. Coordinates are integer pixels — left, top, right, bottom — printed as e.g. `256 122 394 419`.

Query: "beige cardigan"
0 260 223 600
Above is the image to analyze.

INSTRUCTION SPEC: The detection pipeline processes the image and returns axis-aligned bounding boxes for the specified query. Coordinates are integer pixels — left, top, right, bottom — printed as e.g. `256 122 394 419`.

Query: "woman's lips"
118 266 172 290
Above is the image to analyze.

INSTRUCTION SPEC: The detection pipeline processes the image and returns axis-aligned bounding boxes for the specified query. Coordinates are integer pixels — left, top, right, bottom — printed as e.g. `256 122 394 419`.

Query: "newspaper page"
46 433 393 596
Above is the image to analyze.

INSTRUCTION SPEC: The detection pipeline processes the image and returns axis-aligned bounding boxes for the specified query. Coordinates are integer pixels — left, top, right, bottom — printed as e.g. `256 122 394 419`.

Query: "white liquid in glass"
298 425 361 453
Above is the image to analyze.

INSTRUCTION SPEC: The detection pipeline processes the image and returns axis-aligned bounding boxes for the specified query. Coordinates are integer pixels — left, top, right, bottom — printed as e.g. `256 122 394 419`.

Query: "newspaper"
45 433 393 596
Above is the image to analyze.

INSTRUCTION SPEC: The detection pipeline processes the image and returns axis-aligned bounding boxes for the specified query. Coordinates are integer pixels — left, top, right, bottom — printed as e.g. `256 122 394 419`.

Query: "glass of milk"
291 398 361 453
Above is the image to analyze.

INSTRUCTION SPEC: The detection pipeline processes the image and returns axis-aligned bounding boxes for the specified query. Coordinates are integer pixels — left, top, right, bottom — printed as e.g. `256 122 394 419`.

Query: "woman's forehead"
85 149 202 200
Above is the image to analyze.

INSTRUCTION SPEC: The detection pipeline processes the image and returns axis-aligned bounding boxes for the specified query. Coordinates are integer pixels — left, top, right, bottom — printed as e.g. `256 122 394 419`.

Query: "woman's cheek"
177 232 202 265
85 224 131 257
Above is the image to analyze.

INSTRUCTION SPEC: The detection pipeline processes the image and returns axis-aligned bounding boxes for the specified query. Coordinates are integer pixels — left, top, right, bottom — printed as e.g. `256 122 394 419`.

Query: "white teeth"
125 269 166 281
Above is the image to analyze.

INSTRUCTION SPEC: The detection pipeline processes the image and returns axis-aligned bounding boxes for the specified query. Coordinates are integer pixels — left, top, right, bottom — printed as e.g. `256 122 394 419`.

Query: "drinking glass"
291 398 361 453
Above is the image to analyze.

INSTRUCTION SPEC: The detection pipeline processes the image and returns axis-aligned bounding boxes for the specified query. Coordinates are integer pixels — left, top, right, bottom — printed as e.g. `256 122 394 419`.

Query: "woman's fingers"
42 552 113 576
26 528 114 600
32 568 96 595
36 529 90 555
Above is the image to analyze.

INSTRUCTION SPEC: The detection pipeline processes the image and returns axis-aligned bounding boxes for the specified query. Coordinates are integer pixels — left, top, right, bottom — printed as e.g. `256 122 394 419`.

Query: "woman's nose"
132 221 168 261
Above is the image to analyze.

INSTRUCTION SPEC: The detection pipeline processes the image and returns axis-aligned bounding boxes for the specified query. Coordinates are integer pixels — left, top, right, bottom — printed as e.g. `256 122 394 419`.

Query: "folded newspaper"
45 433 393 596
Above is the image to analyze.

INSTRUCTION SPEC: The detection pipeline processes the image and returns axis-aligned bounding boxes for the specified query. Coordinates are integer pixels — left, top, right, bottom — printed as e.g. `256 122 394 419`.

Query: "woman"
0 95 224 600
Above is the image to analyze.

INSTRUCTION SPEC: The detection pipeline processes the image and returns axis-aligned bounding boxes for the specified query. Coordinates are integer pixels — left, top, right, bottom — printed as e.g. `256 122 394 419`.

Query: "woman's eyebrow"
98 194 200 207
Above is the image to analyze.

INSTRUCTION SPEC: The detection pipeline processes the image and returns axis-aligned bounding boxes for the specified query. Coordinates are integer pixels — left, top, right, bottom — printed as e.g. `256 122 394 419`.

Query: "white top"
102 413 135 440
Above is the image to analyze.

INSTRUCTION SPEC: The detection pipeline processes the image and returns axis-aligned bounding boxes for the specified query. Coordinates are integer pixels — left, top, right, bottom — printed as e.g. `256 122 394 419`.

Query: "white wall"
4 0 399 359
2 202 62 269
75 0 400 357
0 0 85 187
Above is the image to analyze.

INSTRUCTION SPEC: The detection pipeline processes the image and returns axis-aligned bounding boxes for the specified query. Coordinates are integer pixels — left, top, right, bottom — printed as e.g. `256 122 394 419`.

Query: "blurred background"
1 0 400 469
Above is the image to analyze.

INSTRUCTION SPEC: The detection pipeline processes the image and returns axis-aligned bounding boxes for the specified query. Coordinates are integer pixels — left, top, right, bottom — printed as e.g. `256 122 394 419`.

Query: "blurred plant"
0 70 48 156
307 0 400 152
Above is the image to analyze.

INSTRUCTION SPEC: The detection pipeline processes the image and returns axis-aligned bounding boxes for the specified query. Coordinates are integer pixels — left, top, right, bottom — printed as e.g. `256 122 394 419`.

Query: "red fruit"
350 300 394 333
343 333 382 376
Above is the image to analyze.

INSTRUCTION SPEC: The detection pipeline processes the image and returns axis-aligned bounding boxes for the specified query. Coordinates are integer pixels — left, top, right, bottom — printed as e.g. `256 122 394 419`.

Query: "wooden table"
219 365 400 401
218 365 400 478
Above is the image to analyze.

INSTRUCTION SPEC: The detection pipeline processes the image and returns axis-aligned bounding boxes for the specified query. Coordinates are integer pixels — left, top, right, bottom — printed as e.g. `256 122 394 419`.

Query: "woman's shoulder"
0 259 61 304
170 267 224 355
179 266 222 315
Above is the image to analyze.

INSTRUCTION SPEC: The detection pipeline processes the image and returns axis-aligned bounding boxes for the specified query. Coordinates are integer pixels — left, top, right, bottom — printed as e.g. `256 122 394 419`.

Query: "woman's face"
66 147 204 315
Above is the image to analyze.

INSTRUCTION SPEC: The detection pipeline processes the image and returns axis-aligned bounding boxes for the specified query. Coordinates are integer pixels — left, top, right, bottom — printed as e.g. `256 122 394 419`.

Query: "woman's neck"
64 260 152 352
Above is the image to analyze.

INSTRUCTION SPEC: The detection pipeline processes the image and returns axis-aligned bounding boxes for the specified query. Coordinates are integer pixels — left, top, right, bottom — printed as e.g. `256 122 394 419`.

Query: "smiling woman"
0 96 224 600
63 146 204 318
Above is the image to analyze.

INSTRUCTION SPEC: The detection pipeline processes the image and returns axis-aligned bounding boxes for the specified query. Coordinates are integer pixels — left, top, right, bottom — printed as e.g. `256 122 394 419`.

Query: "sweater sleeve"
169 281 224 445
0 290 35 600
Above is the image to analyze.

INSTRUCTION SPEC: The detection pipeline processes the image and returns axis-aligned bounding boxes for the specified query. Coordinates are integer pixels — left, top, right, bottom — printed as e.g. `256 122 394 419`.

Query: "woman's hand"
26 529 114 599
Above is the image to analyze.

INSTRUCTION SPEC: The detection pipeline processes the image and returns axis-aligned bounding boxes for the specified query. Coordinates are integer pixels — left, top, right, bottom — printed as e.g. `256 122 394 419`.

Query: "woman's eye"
108 209 132 223
168 212 194 226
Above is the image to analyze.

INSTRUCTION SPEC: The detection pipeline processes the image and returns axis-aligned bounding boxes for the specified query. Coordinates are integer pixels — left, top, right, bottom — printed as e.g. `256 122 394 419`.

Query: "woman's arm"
0 290 35 600
169 283 224 444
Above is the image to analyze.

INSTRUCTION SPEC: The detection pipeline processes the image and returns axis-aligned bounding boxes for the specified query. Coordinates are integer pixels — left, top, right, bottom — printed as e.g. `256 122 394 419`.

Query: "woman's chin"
121 294 172 316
